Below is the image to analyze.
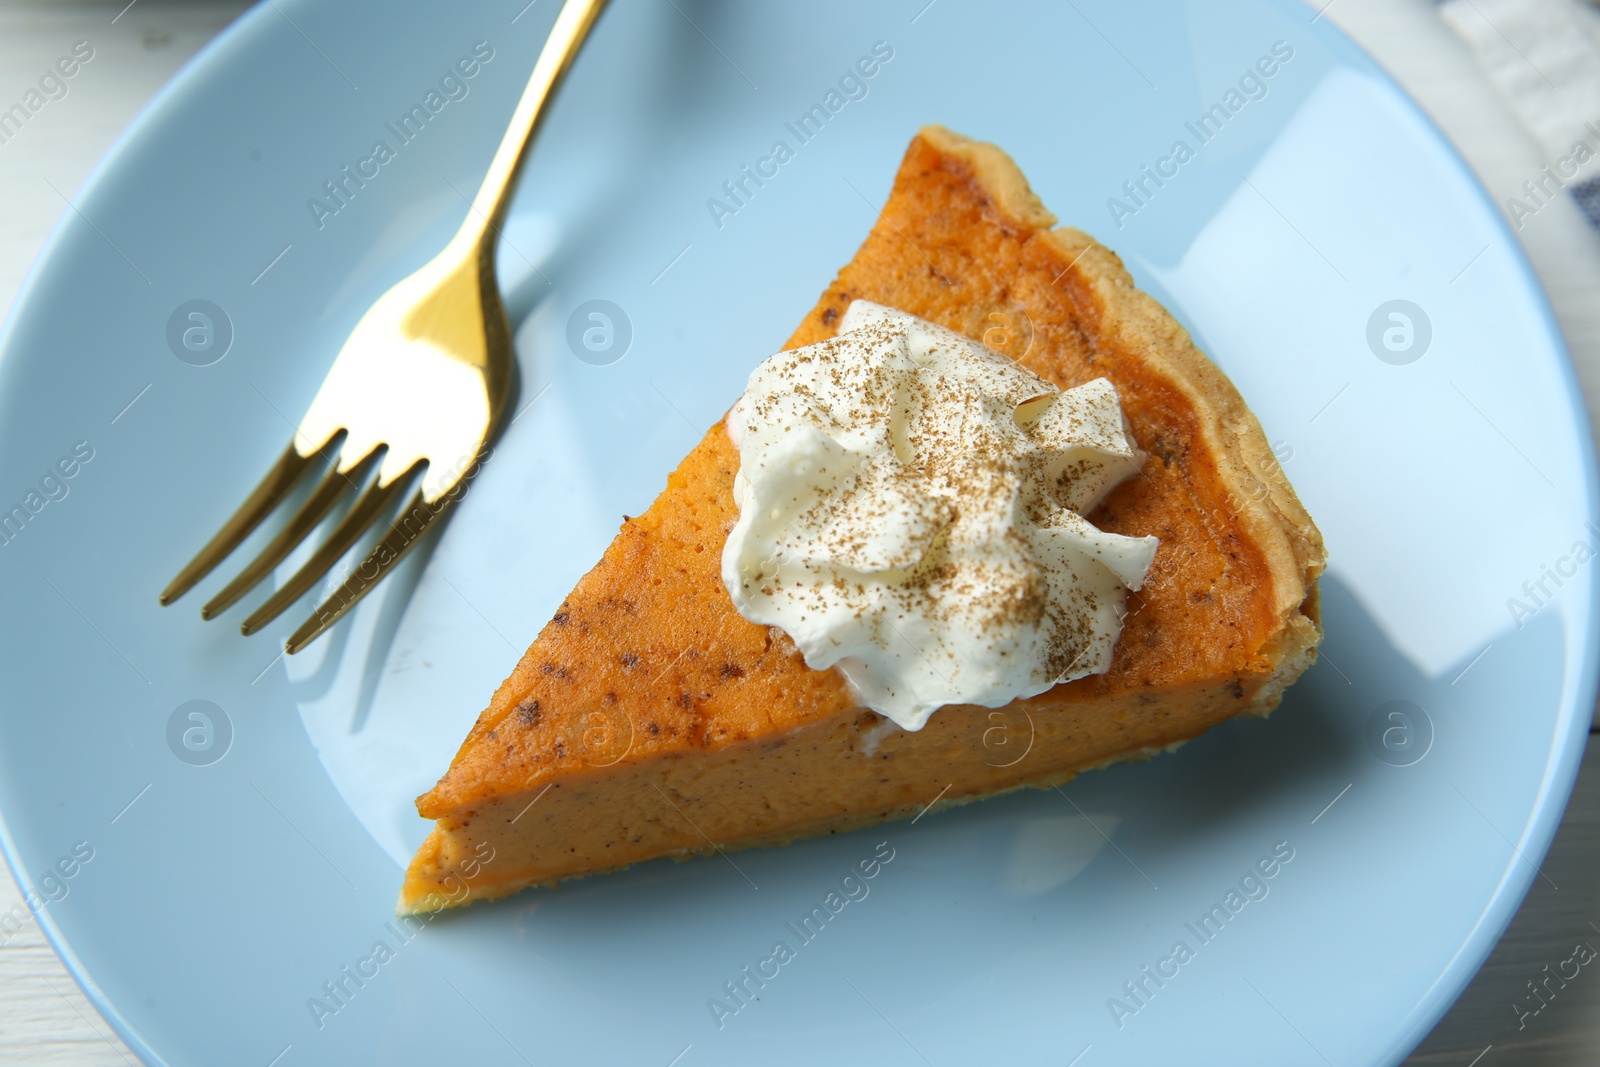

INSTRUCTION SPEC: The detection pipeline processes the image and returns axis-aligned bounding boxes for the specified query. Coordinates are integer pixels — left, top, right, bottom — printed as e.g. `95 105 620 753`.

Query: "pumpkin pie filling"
399 125 1325 913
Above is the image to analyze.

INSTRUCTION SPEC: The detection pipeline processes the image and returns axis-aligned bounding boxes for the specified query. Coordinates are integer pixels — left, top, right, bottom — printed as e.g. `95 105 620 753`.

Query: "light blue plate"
0 1 1593 1063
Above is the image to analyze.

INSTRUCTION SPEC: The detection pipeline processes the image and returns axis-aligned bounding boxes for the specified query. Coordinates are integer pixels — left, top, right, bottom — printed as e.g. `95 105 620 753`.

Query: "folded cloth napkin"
1439 0 1600 227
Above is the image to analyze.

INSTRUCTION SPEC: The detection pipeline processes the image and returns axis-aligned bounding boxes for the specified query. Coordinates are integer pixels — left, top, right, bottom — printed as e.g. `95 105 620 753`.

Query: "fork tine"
199 448 385 620
160 441 333 606
284 487 458 654
240 460 425 636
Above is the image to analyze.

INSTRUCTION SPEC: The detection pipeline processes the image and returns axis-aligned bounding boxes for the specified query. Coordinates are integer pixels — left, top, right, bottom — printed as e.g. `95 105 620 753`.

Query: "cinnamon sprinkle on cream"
721 300 1159 731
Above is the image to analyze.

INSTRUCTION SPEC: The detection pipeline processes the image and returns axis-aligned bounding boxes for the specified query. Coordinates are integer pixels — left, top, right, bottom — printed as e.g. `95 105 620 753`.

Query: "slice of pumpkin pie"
399 125 1325 913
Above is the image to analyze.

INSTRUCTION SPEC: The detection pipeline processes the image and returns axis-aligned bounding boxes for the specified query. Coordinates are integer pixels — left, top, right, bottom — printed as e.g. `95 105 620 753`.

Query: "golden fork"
160 0 610 653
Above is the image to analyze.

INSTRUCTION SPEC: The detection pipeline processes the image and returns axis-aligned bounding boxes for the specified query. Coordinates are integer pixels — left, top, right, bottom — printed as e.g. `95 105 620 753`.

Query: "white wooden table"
0 0 1595 1062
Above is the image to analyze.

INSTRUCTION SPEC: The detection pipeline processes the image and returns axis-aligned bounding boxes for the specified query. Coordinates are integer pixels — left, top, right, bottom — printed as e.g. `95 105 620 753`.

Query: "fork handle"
456 0 611 247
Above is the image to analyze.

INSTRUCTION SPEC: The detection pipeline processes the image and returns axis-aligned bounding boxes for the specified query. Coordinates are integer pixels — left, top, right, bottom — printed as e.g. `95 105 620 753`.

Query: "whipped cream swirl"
722 301 1159 731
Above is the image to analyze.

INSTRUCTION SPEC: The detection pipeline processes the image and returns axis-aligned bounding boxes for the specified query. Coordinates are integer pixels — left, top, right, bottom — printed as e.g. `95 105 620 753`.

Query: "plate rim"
1306 16 1600 1061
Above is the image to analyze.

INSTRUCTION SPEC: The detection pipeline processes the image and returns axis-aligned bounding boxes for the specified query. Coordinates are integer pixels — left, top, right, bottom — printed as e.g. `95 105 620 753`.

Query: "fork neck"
448 0 610 258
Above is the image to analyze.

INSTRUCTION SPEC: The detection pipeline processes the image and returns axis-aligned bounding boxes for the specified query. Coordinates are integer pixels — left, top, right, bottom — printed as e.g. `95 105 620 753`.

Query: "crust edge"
917 123 1326 675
